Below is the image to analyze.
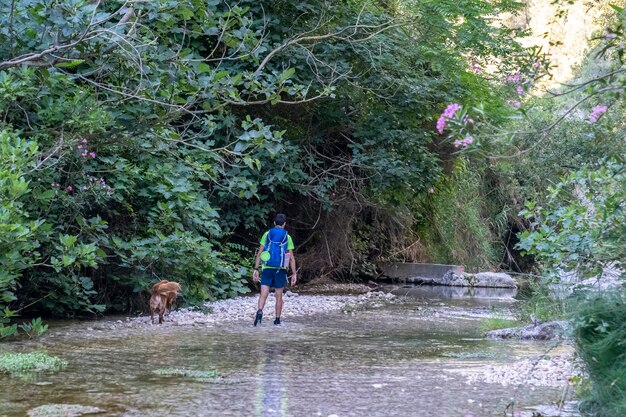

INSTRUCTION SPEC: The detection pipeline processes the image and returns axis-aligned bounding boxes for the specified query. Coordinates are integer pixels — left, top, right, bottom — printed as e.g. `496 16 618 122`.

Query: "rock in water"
27 404 104 417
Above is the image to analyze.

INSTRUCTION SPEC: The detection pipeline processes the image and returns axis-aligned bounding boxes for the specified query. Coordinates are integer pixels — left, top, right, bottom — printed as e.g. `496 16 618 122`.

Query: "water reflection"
255 342 288 417
390 284 517 300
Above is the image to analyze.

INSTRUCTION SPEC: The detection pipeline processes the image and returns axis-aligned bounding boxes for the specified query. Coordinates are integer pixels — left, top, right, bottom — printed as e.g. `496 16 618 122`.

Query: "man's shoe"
273 317 281 325
254 309 263 327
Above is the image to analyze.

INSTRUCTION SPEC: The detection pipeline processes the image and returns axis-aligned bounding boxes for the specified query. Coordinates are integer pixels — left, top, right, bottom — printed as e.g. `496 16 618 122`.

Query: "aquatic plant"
0 352 66 375
153 368 219 379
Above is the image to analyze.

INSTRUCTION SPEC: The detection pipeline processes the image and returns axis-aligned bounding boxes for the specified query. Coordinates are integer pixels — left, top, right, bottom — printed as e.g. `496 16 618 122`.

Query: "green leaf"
54 59 85 68
197 63 212 73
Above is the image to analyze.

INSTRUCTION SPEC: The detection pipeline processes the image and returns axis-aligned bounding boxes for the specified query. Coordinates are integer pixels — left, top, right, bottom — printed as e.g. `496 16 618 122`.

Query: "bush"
572 291 626 417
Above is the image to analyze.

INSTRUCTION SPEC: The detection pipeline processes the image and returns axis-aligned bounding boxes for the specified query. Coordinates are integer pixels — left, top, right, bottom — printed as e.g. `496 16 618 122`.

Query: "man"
252 213 297 326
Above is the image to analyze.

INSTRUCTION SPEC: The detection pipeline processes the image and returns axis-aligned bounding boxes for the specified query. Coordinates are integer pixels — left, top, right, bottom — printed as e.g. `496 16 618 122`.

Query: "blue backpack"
262 227 289 268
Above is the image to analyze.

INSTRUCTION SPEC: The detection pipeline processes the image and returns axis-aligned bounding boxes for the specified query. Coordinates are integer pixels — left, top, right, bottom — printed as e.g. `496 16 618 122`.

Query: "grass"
0 352 66 376
479 317 520 332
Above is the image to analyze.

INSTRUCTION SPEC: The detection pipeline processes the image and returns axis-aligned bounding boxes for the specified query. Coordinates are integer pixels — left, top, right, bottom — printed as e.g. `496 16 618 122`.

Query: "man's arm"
252 244 264 282
288 250 297 285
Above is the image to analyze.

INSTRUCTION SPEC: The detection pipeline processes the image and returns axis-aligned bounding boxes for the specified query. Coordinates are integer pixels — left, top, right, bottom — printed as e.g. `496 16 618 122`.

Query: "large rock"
474 272 517 288
417 271 518 288
487 321 569 340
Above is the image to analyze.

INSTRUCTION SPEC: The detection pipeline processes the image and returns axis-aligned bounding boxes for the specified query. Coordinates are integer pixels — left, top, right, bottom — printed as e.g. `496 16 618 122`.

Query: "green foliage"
413 159 500 271
479 317 520 332
515 279 567 322
0 0 529 326
19 318 49 338
572 291 626 417
0 352 66 376
517 160 625 280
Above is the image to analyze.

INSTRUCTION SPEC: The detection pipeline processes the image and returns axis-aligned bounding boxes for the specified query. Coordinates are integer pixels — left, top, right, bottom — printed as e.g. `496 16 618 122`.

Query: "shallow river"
0 286 573 417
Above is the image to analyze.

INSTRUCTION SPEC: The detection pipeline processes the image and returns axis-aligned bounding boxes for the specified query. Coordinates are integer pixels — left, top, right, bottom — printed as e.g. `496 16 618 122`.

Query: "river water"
0 286 574 417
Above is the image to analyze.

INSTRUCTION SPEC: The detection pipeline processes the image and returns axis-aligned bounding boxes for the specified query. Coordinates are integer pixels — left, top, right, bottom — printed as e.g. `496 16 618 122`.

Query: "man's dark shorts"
260 268 287 288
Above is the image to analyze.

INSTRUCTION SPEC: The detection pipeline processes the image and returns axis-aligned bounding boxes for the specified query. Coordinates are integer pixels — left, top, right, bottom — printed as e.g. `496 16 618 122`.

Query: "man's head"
274 213 287 227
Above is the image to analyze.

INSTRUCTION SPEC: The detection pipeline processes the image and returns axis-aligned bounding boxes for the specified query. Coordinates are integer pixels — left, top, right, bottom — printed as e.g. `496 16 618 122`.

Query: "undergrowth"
572 291 626 417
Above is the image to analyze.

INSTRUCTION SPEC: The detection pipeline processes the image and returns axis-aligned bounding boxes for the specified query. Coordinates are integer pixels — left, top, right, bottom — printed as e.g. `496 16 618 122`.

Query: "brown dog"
150 280 181 324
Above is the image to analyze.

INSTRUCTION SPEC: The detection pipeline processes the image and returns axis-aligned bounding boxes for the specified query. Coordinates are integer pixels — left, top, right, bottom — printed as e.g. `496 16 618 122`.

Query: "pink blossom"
428 187 435 193
589 105 608 122
442 103 462 118
82 138 88 143
66 185 73 192
436 116 447 134
89 152 96 158
605 33 617 39
534 60 542 68
77 145 83 149
470 63 483 74
464 116 475 125
507 71 521 83
453 136 475 149
516 85 524 95
82 186 88 190
82 151 88 157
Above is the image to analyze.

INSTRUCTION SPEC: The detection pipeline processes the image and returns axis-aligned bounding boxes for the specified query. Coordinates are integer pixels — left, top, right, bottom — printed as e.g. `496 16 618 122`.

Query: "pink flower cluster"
469 63 483 74
87 176 113 193
506 71 521 83
605 33 617 39
428 187 435 193
454 136 475 148
76 138 97 159
437 103 462 134
50 177 112 195
589 105 608 122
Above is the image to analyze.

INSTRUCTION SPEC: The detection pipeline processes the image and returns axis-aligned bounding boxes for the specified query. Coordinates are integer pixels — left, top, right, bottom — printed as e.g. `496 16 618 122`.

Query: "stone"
487 321 568 340
27 404 104 417
407 271 517 288
519 321 568 340
474 272 517 288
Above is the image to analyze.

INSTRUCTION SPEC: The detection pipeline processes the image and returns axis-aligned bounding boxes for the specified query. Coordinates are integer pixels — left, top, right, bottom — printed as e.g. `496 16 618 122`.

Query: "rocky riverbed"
126 290 398 327
117 288 581 390
3 285 582 417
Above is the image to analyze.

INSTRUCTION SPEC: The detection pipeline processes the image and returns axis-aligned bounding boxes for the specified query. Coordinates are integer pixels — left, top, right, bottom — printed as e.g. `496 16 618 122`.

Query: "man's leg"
255 269 274 326
274 287 284 319
273 269 287 325
258 285 270 310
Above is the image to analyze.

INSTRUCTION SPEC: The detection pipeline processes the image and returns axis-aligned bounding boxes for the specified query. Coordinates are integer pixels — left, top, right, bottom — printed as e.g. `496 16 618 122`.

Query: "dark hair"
274 213 286 226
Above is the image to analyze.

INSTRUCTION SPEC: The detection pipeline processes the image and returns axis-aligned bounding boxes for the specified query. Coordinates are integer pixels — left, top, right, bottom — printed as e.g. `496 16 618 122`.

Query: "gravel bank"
445 347 580 387
129 290 397 326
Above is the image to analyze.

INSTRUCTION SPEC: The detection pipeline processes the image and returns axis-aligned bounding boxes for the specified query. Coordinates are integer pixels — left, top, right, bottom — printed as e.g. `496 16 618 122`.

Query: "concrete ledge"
380 263 517 288
380 262 464 280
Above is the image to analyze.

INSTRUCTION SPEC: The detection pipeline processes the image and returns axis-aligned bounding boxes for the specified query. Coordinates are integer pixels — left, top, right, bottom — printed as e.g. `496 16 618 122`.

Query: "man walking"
252 213 297 326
